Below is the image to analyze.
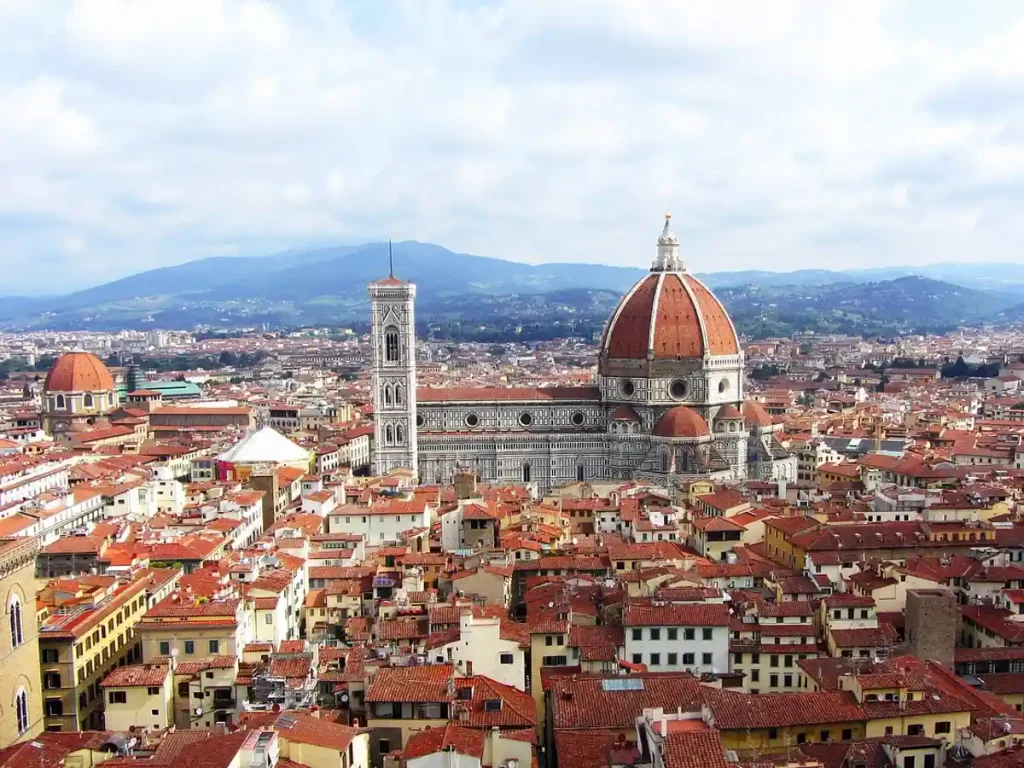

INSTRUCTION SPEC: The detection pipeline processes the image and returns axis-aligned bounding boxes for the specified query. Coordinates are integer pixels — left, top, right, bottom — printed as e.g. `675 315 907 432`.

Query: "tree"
218 351 238 367
942 355 971 379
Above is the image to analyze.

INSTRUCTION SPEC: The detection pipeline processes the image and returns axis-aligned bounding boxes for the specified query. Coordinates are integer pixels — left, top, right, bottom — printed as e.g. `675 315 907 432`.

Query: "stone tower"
369 270 418 477
906 588 959 668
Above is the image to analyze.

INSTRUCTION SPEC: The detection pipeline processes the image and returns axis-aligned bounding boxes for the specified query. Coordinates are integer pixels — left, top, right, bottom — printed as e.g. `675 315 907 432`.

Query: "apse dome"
652 405 710 439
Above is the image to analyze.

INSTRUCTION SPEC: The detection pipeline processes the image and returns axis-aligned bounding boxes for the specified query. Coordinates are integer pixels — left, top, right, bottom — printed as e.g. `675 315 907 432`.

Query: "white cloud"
1 77 99 156
2 0 1024 293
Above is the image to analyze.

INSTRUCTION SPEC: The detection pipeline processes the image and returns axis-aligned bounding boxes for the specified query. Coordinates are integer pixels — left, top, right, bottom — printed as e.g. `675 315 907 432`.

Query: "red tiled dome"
653 406 710 439
715 404 743 420
44 352 115 393
743 400 773 428
601 272 739 363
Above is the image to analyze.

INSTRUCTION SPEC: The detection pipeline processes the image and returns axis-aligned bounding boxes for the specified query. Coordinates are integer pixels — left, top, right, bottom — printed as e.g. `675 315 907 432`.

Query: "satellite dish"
194 707 204 717
340 693 350 703
171 649 179 657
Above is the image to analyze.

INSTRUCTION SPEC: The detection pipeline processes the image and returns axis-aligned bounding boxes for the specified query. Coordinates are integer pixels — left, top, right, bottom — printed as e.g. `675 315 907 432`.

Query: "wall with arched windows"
0 562 43 745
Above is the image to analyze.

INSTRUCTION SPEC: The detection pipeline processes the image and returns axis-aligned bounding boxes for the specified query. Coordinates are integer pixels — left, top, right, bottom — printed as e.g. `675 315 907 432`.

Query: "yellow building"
763 517 818 569
37 573 151 731
274 711 370 768
137 596 248 663
0 538 44 747
840 672 973 746
528 620 569 730
100 663 173 732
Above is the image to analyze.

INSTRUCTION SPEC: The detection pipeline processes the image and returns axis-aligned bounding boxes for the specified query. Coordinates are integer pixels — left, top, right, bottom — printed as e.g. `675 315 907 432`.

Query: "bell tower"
369 256 418 477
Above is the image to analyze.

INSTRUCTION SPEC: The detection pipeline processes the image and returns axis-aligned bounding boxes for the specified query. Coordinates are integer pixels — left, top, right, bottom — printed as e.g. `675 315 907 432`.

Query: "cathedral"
369 215 796 493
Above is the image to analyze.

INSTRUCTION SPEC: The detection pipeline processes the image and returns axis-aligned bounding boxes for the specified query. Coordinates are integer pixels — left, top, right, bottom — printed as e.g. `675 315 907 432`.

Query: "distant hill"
1 239 1022 335
717 275 1015 338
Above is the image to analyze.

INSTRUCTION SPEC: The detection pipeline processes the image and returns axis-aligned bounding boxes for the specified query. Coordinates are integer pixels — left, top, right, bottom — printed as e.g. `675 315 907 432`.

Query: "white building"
326 498 431 545
427 609 527 690
623 602 730 675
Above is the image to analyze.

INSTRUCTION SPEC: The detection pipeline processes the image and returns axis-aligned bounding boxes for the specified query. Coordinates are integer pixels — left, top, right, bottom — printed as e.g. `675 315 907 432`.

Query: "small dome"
44 352 115 393
653 406 710 439
743 401 773 428
609 405 641 422
715 404 743 420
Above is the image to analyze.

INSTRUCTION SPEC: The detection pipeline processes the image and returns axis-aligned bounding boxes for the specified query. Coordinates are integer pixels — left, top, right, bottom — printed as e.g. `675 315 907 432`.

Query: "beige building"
0 538 44 747
138 596 250 663
100 663 173 732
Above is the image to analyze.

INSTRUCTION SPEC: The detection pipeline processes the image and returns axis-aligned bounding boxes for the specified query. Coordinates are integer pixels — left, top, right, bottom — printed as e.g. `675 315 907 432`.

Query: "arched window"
384 425 394 445
384 385 393 407
576 465 585 482
55 394 65 409
9 596 23 647
15 688 28 734
395 385 403 407
84 393 94 408
522 463 531 483
396 425 404 444
384 327 400 363
661 450 671 473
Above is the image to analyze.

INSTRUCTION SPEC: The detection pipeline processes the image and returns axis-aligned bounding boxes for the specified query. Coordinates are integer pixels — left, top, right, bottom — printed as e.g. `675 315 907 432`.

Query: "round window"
718 378 730 394
416 414 425 428
465 413 480 427
570 411 585 427
519 412 533 427
669 379 688 399
620 379 636 398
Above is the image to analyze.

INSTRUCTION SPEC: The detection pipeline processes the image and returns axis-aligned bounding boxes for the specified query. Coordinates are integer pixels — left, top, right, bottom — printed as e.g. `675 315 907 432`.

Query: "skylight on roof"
601 678 645 691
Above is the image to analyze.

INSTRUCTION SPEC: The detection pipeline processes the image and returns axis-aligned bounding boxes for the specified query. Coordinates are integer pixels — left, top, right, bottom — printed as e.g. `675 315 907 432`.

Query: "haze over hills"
1 240 1023 336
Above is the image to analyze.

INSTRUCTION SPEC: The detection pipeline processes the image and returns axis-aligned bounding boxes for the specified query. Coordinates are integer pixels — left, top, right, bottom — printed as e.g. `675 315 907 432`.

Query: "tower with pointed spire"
369 259 419 477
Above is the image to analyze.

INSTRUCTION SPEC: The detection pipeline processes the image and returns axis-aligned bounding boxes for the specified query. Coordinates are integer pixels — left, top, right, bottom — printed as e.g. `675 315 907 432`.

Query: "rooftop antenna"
389 239 394 278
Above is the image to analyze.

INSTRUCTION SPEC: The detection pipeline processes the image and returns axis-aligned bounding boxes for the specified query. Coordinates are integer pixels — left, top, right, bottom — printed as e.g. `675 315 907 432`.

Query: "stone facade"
0 538 44 747
906 588 959 668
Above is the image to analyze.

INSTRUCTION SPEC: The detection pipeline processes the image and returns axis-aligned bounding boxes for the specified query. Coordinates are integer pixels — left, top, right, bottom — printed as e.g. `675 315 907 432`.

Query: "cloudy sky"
2 1 1024 294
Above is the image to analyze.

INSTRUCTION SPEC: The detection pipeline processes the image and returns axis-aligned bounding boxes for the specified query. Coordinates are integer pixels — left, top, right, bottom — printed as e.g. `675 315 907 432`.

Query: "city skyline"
3 1 1024 294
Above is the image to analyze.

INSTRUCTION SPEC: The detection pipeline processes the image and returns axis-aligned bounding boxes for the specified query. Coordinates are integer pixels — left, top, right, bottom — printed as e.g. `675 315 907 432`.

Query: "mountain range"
2 240 1023 336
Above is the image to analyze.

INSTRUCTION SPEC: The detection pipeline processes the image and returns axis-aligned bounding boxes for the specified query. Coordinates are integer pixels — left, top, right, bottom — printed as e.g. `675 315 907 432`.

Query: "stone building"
0 538 43 747
371 215 796 492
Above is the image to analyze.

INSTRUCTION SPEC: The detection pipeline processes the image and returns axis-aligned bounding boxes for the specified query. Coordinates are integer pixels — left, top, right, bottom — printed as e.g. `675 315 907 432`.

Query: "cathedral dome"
599 215 739 368
653 406 710 439
44 352 115 393
743 400 773 428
